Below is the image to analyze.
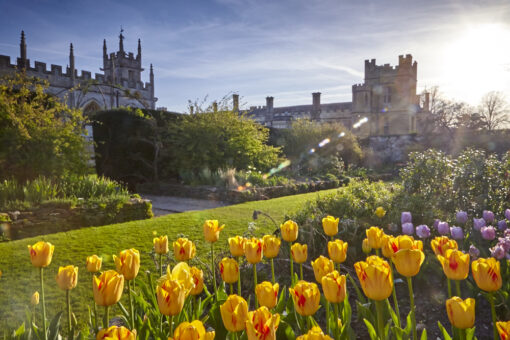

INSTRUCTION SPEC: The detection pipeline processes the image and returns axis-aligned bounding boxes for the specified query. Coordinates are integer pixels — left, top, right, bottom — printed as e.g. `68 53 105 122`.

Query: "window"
384 87 392 104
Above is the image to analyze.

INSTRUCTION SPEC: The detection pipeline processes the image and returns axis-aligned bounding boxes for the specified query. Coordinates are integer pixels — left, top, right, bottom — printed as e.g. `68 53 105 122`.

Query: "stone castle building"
246 54 430 136
0 30 157 114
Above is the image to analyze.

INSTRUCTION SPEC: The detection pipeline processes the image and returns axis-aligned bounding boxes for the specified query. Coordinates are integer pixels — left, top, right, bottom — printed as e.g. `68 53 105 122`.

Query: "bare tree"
478 91 509 131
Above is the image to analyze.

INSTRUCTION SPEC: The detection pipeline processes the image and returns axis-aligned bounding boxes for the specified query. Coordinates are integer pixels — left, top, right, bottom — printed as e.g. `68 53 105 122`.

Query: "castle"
246 54 430 136
0 30 157 114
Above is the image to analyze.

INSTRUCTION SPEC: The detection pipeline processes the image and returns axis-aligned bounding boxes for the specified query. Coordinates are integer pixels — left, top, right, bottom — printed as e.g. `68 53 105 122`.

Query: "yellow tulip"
362 238 372 254
245 237 263 264
431 236 458 257
86 255 102 273
219 257 239 284
366 226 384 249
383 235 422 258
114 248 140 281
56 265 78 290
245 306 280 340
496 321 510 340
354 255 393 301
96 326 136 340
471 257 502 292
289 280 321 316
392 249 425 277
263 235 281 259
190 266 204 296
311 255 334 283
166 262 195 296
375 206 386 218
437 249 470 281
321 270 347 303
328 239 348 263
31 291 39 306
28 241 54 268
220 294 249 332
255 281 279 309
171 320 215 340
291 243 308 264
156 278 186 316
280 220 298 242
446 297 475 329
296 326 334 340
173 238 196 261
322 215 339 237
153 235 169 255
229 236 246 257
93 270 124 306
203 219 225 243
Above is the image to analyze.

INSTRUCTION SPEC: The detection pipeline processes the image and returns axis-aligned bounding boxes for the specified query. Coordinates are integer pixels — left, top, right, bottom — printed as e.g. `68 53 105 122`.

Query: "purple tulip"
437 221 450 235
433 219 440 230
481 226 496 240
473 218 486 231
483 210 495 223
416 225 430 239
401 212 412 225
402 222 414 235
491 244 506 259
456 211 468 224
505 208 510 220
450 226 464 240
505 229 510 238
498 237 510 252
469 245 480 260
498 219 507 231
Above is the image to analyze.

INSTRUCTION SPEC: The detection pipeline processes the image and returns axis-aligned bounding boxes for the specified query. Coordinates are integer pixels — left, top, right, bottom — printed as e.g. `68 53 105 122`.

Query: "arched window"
82 101 102 115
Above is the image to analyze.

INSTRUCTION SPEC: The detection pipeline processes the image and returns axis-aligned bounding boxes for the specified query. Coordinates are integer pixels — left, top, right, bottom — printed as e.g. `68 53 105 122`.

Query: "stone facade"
247 54 430 136
0 30 157 114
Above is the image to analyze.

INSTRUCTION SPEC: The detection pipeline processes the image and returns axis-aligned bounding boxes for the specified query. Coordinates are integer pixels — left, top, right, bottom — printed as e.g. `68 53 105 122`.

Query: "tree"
0 72 90 181
478 91 509 131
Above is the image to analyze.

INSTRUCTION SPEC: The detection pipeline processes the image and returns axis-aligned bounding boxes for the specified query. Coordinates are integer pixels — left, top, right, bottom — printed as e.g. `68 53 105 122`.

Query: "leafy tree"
0 72 90 181
478 91 509 131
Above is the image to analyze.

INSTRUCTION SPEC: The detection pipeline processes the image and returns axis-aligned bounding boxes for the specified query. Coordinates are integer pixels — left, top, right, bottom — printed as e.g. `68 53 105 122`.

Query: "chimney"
312 92 321 108
19 30 27 68
266 96 274 111
424 92 430 112
232 94 239 112
212 101 218 112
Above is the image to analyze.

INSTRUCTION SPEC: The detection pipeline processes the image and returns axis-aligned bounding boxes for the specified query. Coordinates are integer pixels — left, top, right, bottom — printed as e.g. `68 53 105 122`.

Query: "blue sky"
1 0 509 112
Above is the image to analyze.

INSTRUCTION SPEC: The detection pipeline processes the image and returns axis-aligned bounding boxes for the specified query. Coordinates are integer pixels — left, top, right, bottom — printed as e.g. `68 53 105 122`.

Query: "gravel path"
142 194 230 216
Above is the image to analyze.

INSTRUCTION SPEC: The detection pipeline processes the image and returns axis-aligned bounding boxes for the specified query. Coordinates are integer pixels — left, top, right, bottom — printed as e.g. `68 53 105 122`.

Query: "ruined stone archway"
82 100 102 115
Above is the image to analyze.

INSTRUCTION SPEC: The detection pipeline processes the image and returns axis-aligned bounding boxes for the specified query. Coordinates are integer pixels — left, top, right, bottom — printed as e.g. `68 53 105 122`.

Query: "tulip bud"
433 219 440 230
321 270 346 303
468 245 480 260
246 307 280 340
415 225 430 239
93 270 124 306
366 226 384 249
56 265 78 290
491 244 506 259
481 226 496 240
375 206 386 218
402 222 414 235
354 256 393 301
291 243 308 263
446 297 475 329
114 249 140 281
171 320 215 340
311 255 334 283
255 281 279 309
86 255 102 273
437 249 470 280
473 218 485 231
220 294 249 332
166 262 195 296
31 291 39 306
456 211 468 224
497 321 510 340
203 220 225 243
173 238 196 261
245 238 263 264
401 212 412 224
392 249 425 277
228 236 246 257
28 241 54 268
156 278 186 316
431 236 458 257
262 235 281 259
450 226 464 240
96 326 137 340
296 326 332 340
483 210 495 223
328 239 348 263
190 267 204 296
322 216 339 237
362 238 372 254
498 220 507 231
505 209 510 221
437 221 450 235
471 257 502 292
219 257 239 284
289 281 321 316
153 235 169 255
280 220 298 242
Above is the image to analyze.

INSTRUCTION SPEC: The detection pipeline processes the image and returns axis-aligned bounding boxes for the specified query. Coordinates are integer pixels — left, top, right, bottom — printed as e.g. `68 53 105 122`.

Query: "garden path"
143 194 229 215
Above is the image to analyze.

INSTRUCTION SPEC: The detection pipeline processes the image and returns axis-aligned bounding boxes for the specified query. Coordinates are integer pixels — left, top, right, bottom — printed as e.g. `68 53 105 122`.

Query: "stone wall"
362 134 422 167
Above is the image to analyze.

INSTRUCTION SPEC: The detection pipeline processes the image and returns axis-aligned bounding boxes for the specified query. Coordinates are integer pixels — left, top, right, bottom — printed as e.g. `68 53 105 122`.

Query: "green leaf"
274 287 287 314
363 318 379 340
117 302 131 329
437 321 452 340
465 326 476 340
14 323 25 337
47 312 63 340
420 329 427 340
403 310 413 335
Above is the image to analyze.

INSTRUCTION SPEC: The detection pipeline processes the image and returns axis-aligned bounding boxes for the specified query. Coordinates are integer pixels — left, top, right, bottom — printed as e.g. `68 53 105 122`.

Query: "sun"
441 23 510 104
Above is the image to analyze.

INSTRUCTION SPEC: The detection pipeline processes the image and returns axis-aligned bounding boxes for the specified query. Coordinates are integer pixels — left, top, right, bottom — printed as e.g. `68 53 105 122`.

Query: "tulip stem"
326 300 330 335
128 280 135 329
40 267 47 340
169 315 174 336
489 292 498 340
300 263 303 281
375 249 380 257
93 301 98 333
407 277 417 340
104 305 109 328
271 258 275 284
230 283 234 295
447 279 452 298
375 300 384 339
455 280 461 298
159 254 163 278
253 263 258 308
389 263 401 328
211 243 217 297
237 256 242 295
333 302 340 340
66 290 72 337
289 242 294 286
459 328 466 340
307 316 313 332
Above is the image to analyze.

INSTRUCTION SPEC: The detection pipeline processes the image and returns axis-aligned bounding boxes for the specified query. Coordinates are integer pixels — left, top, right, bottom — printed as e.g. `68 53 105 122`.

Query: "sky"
1 0 509 113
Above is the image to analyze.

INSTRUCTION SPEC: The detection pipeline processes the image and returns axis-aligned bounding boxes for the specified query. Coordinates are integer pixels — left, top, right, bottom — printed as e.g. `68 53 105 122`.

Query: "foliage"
0 72 90 182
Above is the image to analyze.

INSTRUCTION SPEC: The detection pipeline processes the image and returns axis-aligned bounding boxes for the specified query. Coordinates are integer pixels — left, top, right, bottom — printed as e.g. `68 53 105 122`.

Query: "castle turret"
119 29 125 54
137 39 141 62
19 31 27 68
103 39 107 59
312 92 321 120
69 43 75 80
233 94 239 112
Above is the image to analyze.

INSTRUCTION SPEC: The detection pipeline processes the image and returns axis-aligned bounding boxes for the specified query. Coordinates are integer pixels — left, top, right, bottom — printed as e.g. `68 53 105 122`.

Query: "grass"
0 188 339 331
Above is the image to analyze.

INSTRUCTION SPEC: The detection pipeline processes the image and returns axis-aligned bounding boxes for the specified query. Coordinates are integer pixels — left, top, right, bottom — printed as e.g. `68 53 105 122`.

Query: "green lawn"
0 189 338 330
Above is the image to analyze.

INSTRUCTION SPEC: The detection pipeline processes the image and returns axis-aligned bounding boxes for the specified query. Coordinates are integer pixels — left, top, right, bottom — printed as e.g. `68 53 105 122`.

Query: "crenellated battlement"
364 54 417 79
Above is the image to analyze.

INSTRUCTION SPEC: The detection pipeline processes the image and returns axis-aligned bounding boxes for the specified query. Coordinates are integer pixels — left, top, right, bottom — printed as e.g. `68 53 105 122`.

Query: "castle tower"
68 43 75 107
18 31 27 69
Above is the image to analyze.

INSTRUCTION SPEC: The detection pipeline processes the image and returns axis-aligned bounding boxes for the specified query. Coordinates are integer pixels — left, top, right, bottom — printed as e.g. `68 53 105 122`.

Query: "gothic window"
128 70 135 81
384 87 392 104
364 93 368 105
